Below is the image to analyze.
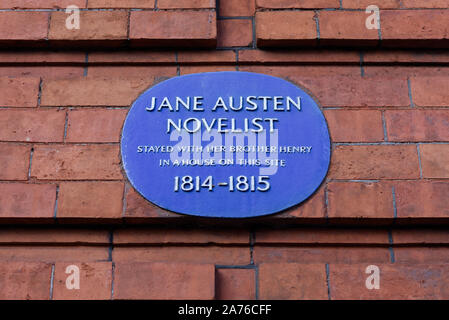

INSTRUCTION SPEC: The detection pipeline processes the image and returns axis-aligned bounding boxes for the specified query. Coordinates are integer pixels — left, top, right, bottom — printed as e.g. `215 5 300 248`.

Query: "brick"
57 182 124 219
275 185 326 219
238 49 360 64
49 11 128 41
257 0 339 8
220 0 255 16
0 51 85 64
0 262 51 300
364 50 449 64
0 144 30 180
158 0 215 9
88 51 176 64
329 145 420 179
256 11 317 47
395 248 449 263
0 246 109 262
342 0 400 8
290 76 410 107
114 262 215 299
240 65 360 78
329 264 449 299
328 182 394 219
31 145 122 180
0 12 48 41
53 262 112 300
0 77 39 107
254 247 390 264
0 229 109 244
88 0 155 8
2 0 86 9
381 10 449 44
385 110 449 142
324 110 384 142
0 66 84 80
217 19 253 47
259 263 328 300
255 228 389 244
129 11 217 47
394 181 449 218
66 109 128 143
114 229 249 245
216 269 255 300
0 183 56 219
420 144 449 178
402 0 449 8
177 50 236 64
411 77 449 107
87 66 176 78
0 109 65 143
364 66 449 79
319 11 379 45
393 229 449 244
180 65 236 74
41 77 153 107
113 246 251 265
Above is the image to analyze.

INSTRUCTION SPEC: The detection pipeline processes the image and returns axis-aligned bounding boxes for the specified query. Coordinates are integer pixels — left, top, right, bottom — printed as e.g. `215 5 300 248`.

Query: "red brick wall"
0 0 448 299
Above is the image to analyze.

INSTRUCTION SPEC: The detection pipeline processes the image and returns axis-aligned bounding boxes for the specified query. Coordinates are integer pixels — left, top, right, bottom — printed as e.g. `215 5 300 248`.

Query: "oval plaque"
121 72 330 218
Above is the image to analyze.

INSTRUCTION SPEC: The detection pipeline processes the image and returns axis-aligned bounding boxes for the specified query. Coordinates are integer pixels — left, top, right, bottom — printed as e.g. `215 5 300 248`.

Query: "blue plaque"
121 72 330 218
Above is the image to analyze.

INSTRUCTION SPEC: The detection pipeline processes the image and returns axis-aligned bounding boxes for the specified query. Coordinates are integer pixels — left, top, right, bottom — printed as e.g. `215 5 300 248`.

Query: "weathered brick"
2 0 85 9
327 182 394 219
364 66 449 79
254 247 390 264
319 11 379 45
290 76 410 107
342 0 400 8
395 248 449 263
66 109 128 143
158 0 215 9
0 109 65 142
57 182 124 219
0 66 84 80
113 246 251 265
41 77 153 107
180 65 236 75
177 50 236 64
114 229 249 245
53 262 112 300
0 262 51 300
402 0 449 8
256 11 317 47
0 12 48 41
88 0 155 8
0 144 30 180
386 110 449 142
217 19 253 47
257 0 340 8
420 144 449 178
394 181 449 218
216 268 255 300
240 65 360 78
330 145 420 179
274 185 326 219
0 229 109 245
0 183 56 219
221 0 255 16
393 229 449 244
238 49 360 64
363 50 449 64
31 145 122 180
324 110 384 142
381 10 449 45
411 77 449 107
0 51 85 64
88 51 176 64
0 246 109 262
329 264 449 299
255 228 389 244
129 11 217 47
259 263 328 300
0 77 40 107
49 11 128 41
114 262 215 299
87 66 176 78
